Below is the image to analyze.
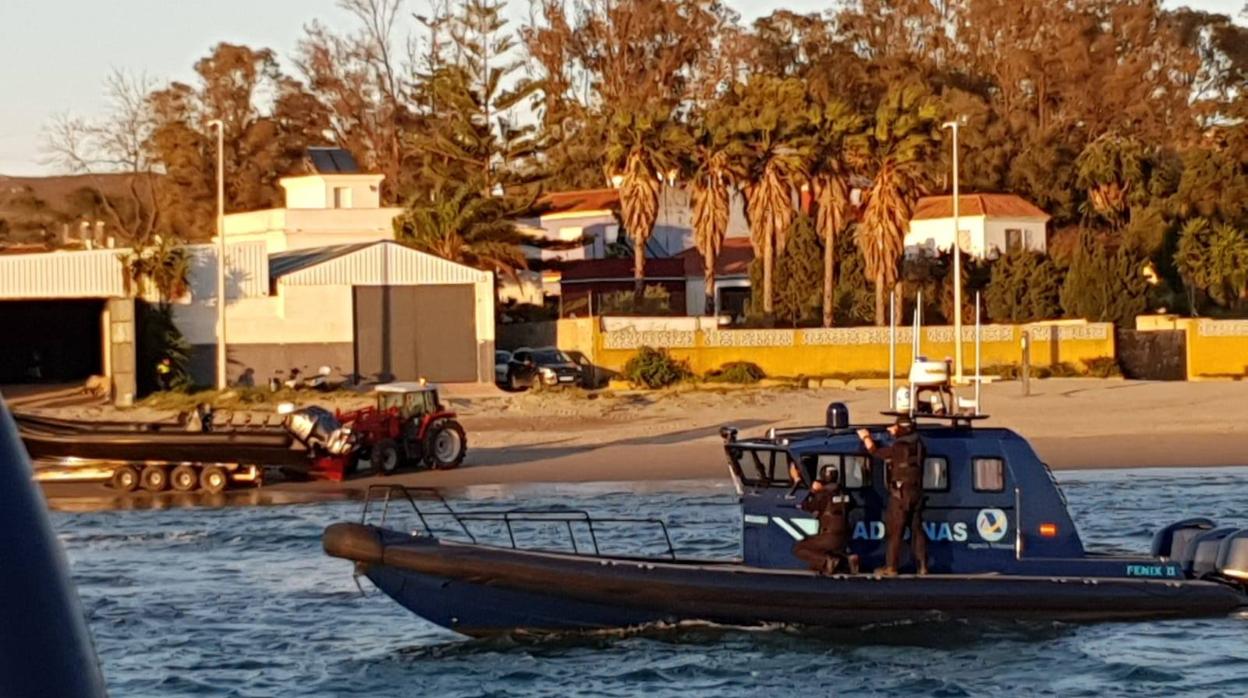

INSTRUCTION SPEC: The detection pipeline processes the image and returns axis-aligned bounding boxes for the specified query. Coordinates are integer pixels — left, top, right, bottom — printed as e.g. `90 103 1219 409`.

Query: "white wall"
983 218 1047 256
906 216 985 257
908 215 1048 259
280 174 384 209
173 285 354 346
221 207 401 254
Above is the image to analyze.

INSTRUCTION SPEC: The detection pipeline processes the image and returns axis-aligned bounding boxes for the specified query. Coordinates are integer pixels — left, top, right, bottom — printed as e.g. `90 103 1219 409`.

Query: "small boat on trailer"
323 400 1248 635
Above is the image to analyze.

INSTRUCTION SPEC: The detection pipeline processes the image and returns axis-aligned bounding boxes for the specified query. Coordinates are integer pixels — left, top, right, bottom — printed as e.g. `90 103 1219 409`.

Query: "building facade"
906 193 1050 259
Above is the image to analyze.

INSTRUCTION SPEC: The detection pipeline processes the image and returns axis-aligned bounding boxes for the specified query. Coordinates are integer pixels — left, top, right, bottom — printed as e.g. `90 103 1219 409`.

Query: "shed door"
353 285 478 383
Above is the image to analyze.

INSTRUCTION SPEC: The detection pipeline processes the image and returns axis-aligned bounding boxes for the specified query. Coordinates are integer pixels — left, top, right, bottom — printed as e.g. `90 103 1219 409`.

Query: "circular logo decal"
976 508 1009 543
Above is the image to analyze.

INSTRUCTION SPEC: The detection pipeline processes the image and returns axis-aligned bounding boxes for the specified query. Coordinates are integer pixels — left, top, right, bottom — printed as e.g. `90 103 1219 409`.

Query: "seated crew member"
792 464 859 575
857 417 928 576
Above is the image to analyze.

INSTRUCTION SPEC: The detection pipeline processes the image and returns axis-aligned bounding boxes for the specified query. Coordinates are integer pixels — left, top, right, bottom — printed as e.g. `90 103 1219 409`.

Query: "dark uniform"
793 486 856 574
866 428 928 575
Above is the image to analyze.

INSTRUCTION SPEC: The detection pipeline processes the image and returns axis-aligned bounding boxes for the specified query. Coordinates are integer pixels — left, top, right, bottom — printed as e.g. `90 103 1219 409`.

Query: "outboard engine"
284 406 341 448
1185 527 1237 579
1215 529 1248 586
826 402 850 430
1151 518 1215 560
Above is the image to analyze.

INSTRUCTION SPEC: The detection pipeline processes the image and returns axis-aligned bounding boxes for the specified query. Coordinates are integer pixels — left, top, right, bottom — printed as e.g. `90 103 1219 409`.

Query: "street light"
942 118 964 383
208 119 227 390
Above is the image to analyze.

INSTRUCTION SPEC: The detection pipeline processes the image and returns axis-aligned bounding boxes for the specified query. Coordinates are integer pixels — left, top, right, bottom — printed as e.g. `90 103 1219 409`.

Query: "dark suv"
505 347 583 390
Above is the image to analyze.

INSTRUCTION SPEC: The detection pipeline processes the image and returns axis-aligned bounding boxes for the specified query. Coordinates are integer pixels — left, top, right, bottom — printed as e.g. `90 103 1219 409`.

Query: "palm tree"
393 181 530 274
689 103 745 315
856 84 940 325
120 235 190 304
1075 133 1150 230
605 104 689 300
809 96 865 327
730 77 813 317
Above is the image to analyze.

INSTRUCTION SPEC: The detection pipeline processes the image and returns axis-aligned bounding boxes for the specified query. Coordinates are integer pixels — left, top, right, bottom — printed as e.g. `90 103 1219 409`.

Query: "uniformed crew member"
792 464 859 575
857 417 928 576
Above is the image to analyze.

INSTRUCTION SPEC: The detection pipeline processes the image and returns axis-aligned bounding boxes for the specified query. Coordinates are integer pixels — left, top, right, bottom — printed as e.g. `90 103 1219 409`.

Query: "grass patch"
704 361 766 384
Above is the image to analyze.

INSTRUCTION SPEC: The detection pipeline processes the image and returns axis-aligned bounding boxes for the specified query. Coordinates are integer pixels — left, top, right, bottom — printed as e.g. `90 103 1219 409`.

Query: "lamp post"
942 119 963 383
208 119 227 390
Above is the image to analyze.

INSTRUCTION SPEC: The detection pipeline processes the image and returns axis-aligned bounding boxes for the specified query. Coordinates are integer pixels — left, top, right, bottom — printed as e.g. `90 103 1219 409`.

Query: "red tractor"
335 382 467 475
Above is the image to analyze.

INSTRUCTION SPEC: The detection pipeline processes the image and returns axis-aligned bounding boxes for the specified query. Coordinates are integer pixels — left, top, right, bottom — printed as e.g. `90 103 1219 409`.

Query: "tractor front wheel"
370 438 402 475
424 421 467 470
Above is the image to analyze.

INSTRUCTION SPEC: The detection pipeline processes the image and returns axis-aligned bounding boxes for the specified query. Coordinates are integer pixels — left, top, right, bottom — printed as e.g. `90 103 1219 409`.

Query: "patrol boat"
323 407 1248 634
323 303 1248 635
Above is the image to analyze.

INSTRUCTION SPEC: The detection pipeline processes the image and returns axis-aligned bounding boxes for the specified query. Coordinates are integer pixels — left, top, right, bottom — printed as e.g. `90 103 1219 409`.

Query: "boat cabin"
723 404 1187 579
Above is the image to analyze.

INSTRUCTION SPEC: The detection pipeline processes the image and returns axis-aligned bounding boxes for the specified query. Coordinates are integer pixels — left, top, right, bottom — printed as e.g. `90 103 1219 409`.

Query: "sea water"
53 469 1248 697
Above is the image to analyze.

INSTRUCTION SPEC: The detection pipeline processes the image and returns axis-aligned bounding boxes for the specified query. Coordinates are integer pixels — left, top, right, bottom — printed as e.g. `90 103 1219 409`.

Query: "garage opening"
0 299 105 383
353 285 478 383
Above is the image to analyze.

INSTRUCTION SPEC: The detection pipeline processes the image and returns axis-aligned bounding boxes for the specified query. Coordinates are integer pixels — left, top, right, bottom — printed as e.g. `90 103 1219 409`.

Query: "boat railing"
360 484 677 560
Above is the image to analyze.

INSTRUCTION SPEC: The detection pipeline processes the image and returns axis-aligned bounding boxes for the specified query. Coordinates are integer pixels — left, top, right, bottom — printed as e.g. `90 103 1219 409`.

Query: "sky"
0 0 1242 176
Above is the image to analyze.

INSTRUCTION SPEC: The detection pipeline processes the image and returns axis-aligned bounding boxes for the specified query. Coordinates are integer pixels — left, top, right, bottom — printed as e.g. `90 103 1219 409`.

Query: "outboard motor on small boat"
284 406 340 447
825 402 850 430
1151 518 1216 560
1215 529 1248 586
1186 528 1238 579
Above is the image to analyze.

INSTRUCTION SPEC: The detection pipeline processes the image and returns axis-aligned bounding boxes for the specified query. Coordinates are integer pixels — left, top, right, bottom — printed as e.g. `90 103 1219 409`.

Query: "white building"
174 148 495 385
220 148 403 255
906 193 1050 259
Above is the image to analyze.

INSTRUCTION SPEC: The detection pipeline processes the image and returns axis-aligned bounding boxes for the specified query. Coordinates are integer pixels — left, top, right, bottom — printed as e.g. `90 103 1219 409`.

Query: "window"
815 455 840 486
973 457 1006 492
333 186 352 209
923 456 949 491
1005 228 1023 253
843 455 869 489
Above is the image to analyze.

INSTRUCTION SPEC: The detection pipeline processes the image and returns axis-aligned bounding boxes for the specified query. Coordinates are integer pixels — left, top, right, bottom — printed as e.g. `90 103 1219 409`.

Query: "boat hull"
324 523 1248 636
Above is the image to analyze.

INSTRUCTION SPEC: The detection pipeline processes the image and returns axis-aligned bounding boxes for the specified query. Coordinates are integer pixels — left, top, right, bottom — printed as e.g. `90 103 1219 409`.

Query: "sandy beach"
26 378 1248 510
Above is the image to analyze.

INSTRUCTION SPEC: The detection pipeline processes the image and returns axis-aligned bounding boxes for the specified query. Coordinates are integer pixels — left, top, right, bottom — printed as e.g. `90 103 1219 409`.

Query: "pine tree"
1060 231 1149 327
985 251 1063 323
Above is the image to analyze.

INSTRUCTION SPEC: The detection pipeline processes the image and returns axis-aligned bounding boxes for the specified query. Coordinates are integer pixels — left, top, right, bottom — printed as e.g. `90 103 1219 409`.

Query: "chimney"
61 223 70 246
94 220 105 245
80 221 93 250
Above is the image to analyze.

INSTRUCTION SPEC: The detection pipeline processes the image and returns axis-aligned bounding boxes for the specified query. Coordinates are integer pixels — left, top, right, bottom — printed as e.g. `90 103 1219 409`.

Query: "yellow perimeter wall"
1136 316 1248 379
576 320 1115 378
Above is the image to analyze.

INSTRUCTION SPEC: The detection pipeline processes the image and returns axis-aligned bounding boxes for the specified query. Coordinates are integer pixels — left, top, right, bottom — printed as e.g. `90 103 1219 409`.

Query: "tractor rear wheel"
370 438 402 475
424 421 467 470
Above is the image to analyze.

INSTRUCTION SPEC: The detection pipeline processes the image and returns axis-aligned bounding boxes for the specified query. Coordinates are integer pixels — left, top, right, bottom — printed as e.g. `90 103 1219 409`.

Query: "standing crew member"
792 464 859 575
857 418 928 576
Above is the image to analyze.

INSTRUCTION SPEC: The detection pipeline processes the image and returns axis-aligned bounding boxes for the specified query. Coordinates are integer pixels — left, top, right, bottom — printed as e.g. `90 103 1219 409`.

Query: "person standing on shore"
858 417 928 576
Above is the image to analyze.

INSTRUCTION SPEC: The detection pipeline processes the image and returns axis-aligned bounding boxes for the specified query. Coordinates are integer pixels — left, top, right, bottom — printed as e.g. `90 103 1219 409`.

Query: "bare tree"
297 0 416 199
43 70 163 245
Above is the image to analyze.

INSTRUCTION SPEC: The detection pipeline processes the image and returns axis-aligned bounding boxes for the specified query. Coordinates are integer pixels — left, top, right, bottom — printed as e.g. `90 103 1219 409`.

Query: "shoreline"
27 378 1248 511
39 431 1248 512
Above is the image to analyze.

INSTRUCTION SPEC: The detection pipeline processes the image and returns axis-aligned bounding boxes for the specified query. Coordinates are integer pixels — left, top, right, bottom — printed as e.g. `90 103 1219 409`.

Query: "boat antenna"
974 291 982 415
913 290 922 361
888 288 897 410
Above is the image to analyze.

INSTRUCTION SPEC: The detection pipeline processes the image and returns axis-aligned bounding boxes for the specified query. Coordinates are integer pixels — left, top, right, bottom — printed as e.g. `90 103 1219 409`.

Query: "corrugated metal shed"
268 243 374 280
0 248 127 299
276 241 491 286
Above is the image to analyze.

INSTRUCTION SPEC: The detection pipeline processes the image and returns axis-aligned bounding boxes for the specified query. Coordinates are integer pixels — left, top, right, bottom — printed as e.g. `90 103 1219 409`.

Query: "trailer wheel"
425 421 467 470
140 465 169 492
112 465 140 492
171 465 199 492
371 439 401 475
200 466 228 494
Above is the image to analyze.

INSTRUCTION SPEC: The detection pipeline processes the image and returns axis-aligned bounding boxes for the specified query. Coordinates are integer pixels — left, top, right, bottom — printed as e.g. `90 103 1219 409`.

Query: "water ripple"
50 468 1248 698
